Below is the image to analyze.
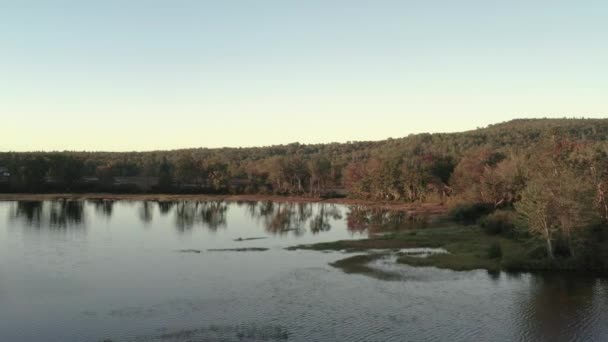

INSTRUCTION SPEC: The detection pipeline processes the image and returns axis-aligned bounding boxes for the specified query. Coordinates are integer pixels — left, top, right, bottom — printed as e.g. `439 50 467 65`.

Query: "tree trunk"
542 219 555 259
546 238 554 260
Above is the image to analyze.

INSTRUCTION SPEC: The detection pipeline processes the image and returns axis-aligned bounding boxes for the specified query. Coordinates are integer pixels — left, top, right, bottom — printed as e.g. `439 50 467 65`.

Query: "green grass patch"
391 226 524 271
289 224 551 272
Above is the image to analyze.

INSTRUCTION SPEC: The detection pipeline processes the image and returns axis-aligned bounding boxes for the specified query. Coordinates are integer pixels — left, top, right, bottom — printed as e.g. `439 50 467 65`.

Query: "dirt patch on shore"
0 193 447 214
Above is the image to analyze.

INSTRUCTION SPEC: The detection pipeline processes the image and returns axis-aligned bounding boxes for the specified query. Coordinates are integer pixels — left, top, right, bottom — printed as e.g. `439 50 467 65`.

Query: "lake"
0 200 607 342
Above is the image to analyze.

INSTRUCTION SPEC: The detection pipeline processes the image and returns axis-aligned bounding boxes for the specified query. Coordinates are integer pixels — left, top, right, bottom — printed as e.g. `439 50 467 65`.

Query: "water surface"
0 200 607 342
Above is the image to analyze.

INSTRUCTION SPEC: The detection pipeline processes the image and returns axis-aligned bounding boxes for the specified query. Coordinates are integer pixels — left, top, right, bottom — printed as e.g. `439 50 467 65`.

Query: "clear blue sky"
1 1 607 151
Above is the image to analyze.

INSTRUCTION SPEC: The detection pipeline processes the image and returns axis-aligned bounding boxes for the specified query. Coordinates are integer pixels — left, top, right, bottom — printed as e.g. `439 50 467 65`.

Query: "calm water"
0 200 607 342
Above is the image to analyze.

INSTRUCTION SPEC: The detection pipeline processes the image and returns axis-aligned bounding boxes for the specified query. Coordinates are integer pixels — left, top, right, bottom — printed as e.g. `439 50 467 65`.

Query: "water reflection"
49 201 85 227
138 201 154 224
174 201 228 232
90 199 115 218
518 274 601 341
346 206 428 234
240 202 425 236
309 204 342 234
9 200 85 229
2 201 608 342
7 200 435 238
244 202 313 236
157 201 176 216
9 201 44 227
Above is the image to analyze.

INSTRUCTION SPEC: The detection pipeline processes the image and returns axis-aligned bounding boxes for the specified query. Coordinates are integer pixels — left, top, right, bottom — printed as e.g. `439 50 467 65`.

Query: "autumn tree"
516 140 597 258
157 157 173 191
19 157 49 191
308 156 331 195
402 154 455 202
47 155 85 189
205 160 230 191
175 154 201 186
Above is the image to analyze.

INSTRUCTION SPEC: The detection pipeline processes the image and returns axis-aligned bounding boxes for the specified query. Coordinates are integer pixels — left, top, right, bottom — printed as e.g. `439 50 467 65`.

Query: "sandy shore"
0 193 447 215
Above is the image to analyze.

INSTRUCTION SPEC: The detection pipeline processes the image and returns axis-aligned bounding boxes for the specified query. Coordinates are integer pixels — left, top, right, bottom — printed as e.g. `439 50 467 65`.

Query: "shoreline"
3 192 605 275
0 193 447 215
288 226 608 276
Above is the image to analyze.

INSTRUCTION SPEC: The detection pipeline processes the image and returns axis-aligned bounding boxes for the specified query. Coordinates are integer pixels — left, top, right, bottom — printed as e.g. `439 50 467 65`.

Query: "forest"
2 118 608 269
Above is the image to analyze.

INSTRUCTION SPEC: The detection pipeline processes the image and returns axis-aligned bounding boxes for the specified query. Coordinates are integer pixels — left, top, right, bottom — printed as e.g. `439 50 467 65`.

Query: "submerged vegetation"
2 118 608 272
207 248 269 252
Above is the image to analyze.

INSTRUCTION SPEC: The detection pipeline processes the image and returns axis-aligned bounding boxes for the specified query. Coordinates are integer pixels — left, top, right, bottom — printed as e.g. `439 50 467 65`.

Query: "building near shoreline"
0 167 10 182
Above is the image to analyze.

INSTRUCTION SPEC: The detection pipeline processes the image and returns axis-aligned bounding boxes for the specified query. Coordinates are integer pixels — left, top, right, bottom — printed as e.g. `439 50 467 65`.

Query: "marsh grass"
290 224 559 272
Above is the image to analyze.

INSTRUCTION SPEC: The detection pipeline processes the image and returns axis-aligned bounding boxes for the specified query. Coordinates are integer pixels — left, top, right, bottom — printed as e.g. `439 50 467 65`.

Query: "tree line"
2 118 605 196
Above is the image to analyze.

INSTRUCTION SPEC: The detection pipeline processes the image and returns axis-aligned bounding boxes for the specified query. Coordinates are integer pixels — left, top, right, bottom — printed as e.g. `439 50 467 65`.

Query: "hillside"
0 118 607 197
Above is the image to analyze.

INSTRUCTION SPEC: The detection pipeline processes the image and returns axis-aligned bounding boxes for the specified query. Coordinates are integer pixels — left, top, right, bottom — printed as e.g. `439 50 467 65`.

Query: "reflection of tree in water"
242 201 263 219
309 204 342 234
516 274 599 341
246 202 314 236
49 200 85 228
10 200 86 229
90 199 114 218
271 203 310 236
258 201 275 217
200 201 228 231
157 201 176 216
174 201 228 232
346 206 427 234
139 201 154 224
10 201 44 227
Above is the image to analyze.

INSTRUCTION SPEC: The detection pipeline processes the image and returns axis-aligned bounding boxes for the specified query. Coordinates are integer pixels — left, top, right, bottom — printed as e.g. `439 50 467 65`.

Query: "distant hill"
1 118 607 195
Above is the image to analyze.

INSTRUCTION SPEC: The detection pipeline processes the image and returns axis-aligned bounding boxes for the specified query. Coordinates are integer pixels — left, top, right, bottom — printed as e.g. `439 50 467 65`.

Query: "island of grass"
288 222 607 275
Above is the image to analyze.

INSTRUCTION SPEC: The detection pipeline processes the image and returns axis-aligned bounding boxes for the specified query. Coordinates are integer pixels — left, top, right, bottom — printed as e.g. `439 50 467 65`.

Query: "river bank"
0 193 447 215
5 193 604 275
288 225 608 276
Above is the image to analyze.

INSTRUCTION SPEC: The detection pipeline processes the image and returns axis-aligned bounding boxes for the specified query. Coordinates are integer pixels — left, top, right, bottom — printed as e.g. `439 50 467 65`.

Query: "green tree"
19 157 48 191
157 157 173 191
308 156 331 195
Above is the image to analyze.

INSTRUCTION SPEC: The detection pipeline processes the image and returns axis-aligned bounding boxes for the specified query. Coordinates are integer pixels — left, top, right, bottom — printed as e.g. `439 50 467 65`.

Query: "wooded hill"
0 118 606 198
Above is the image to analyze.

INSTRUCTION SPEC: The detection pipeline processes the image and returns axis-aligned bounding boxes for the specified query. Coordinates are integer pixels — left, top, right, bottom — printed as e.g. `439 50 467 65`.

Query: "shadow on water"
9 200 86 229
517 273 604 342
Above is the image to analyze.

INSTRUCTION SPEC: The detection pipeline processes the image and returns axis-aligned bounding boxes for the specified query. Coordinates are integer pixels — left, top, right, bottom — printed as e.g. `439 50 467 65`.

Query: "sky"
1 1 607 152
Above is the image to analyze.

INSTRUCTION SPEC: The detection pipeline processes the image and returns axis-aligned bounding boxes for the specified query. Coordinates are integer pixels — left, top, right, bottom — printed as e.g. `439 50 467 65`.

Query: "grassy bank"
288 224 588 273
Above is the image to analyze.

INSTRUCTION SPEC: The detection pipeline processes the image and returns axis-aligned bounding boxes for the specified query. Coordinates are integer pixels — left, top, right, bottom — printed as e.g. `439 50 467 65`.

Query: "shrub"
575 223 608 271
501 253 533 270
487 242 503 259
449 203 494 224
479 210 516 235
526 245 547 259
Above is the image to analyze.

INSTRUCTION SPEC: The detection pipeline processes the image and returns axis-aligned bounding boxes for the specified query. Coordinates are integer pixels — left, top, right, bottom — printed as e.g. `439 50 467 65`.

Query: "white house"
0 167 10 182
